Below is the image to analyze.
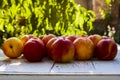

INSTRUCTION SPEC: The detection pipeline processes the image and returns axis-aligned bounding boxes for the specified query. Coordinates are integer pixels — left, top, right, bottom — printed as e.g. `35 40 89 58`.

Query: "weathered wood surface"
0 45 120 80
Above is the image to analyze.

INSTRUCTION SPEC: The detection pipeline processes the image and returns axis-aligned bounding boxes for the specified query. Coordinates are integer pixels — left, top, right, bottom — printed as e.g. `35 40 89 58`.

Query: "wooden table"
0 45 120 80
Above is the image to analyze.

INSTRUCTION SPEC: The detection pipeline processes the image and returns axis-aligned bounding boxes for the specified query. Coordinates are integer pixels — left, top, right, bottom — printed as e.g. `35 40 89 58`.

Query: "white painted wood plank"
0 58 54 74
0 62 7 72
0 49 6 58
0 49 8 73
116 44 120 60
92 60 120 74
51 61 95 73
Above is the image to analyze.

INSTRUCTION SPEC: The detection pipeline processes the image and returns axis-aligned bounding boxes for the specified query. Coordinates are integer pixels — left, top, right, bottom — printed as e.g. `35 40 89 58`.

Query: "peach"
102 36 110 39
50 37 75 63
88 34 102 46
42 34 56 45
88 34 103 57
65 35 78 42
46 37 57 58
23 38 45 62
41 34 57 56
80 34 88 38
21 34 37 45
96 38 118 60
73 37 94 60
2 37 23 58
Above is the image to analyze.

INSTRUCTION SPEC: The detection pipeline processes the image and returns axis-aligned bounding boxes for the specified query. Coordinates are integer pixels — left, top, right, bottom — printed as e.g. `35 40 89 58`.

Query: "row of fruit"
1 34 118 63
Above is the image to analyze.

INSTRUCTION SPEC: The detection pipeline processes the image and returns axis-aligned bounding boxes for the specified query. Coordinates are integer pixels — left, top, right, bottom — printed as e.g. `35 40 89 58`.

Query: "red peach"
23 38 45 62
80 34 88 38
42 34 56 45
46 37 57 58
102 36 110 39
21 34 37 45
88 34 102 46
50 37 75 63
96 38 118 60
65 35 78 42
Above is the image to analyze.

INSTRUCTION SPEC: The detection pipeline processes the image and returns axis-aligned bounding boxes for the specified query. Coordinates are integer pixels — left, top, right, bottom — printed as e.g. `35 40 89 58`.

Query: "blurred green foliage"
0 0 96 46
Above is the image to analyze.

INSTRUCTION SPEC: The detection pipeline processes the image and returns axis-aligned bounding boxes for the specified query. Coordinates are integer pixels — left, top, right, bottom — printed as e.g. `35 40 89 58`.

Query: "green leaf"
105 0 111 5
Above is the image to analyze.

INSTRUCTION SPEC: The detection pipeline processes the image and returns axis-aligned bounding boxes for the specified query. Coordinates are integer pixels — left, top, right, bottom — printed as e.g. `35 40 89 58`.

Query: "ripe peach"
88 34 103 57
50 37 75 63
88 34 102 46
2 37 23 58
80 34 88 38
23 38 45 62
21 34 37 45
42 34 56 45
65 35 78 42
46 37 57 58
102 36 110 39
96 38 118 60
41 34 57 56
73 37 94 60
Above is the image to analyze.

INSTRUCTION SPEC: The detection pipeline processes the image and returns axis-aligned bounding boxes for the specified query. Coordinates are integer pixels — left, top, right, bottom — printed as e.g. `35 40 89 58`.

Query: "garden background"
0 0 120 46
